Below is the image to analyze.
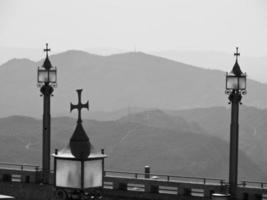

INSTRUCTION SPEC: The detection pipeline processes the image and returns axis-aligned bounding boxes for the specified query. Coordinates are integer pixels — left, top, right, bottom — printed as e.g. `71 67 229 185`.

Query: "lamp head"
225 47 246 95
37 43 57 87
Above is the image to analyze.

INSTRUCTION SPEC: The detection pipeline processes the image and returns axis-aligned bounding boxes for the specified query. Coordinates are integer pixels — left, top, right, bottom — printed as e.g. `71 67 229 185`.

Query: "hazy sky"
0 0 266 57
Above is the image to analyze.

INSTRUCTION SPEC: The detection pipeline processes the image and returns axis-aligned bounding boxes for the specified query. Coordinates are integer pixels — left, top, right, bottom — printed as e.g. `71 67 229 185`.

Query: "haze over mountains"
0 50 267 118
86 106 267 180
1 47 266 83
0 50 267 181
0 47 129 66
151 50 267 84
169 106 267 175
0 112 265 182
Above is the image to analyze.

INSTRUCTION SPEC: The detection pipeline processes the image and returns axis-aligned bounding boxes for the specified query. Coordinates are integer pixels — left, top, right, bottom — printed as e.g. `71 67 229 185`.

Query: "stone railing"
0 163 265 200
0 162 41 183
103 170 227 200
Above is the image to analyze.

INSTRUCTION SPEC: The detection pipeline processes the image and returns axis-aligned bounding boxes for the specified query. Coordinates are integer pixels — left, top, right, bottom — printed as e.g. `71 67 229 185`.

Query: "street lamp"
225 49 246 93
53 89 106 200
225 47 246 200
37 43 57 184
37 43 57 87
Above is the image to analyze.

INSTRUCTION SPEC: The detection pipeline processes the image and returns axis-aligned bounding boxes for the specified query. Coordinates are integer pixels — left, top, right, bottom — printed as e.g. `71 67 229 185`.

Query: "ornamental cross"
234 47 240 61
70 89 89 123
43 43 51 57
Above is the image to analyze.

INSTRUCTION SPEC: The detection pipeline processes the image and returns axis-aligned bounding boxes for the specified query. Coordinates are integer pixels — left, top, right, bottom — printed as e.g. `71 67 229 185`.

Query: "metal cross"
234 47 240 61
70 89 89 123
43 43 51 57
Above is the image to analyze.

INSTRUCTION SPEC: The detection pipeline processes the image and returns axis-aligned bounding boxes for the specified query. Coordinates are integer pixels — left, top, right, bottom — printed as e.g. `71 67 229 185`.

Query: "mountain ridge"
0 114 265 181
0 50 266 118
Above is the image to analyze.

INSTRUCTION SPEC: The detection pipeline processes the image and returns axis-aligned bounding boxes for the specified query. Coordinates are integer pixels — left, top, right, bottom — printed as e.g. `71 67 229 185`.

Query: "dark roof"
42 56 52 70
69 122 91 159
231 60 243 76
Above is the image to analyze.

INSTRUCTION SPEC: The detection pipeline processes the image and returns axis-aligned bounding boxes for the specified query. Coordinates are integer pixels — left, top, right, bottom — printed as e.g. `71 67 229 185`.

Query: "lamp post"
53 89 106 200
225 47 246 199
37 43 57 184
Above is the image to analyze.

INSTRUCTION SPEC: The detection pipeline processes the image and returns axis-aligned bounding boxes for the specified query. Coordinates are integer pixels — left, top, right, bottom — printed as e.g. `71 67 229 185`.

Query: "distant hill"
165 106 267 174
151 50 267 83
86 105 267 181
117 109 206 135
0 115 265 181
0 50 267 118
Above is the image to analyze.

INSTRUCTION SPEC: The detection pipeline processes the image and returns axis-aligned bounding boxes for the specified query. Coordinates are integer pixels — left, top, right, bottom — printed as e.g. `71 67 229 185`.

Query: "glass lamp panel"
238 76 246 90
226 76 238 90
84 159 103 188
48 68 57 83
56 159 81 188
38 69 49 83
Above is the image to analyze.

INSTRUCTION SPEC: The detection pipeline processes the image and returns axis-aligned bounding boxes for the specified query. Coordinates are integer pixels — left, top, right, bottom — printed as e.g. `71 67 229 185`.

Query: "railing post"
178 187 183 195
243 192 249 200
254 193 262 200
145 183 159 194
113 181 127 191
204 189 212 198
242 181 246 187
183 188 191 197
144 165 150 179
144 165 150 193
150 185 159 194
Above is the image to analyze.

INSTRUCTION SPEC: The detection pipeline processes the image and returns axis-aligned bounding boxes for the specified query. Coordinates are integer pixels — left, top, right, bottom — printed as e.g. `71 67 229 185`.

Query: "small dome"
69 123 91 159
42 56 52 70
231 60 243 76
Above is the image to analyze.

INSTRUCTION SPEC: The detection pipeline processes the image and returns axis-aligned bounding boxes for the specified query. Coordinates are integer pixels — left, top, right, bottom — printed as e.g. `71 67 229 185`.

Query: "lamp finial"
234 47 240 62
70 89 89 123
44 43 51 58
